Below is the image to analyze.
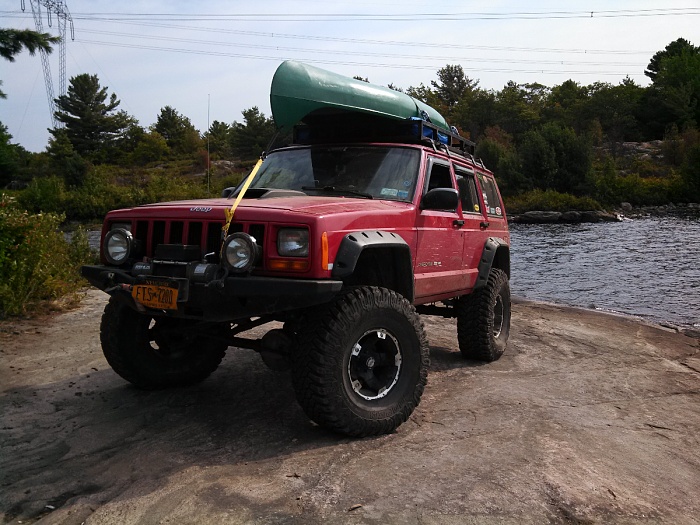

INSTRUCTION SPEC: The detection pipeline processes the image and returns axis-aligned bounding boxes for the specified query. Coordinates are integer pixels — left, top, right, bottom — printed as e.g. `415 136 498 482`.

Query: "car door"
413 156 467 301
454 165 491 289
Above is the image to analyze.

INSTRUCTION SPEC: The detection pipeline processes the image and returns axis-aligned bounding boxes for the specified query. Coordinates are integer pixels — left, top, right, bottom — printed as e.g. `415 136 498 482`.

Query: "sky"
2 0 699 152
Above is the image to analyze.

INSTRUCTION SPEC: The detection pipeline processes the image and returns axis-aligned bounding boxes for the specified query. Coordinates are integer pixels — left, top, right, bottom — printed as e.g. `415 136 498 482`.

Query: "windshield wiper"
301 186 373 199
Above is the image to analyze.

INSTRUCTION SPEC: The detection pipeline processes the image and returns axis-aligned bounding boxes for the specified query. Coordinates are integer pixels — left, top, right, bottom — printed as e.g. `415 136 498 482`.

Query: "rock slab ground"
1 290 699 524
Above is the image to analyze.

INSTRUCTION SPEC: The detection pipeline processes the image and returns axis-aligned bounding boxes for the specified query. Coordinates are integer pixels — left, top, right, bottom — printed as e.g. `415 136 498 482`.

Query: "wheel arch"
331 231 414 302
474 237 510 290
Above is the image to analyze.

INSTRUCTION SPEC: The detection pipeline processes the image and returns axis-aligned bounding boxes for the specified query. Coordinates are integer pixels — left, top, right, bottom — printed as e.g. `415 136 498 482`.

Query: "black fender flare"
331 230 414 300
475 237 510 290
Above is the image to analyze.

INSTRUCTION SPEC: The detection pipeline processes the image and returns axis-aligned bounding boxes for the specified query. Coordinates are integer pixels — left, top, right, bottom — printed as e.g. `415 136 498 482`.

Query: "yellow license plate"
132 283 179 310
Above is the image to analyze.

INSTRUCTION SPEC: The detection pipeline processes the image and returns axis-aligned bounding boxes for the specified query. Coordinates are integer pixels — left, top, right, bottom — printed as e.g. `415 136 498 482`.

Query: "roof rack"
292 113 476 156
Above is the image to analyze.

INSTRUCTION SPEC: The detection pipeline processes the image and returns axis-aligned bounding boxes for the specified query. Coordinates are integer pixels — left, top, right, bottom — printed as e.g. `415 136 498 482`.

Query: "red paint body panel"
100 144 509 303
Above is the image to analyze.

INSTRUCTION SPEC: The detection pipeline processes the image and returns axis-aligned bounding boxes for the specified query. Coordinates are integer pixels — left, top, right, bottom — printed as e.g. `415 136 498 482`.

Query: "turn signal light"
268 258 309 272
321 232 329 271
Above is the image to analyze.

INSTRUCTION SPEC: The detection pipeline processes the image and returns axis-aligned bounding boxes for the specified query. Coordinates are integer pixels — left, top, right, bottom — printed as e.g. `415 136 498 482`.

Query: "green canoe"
270 61 450 132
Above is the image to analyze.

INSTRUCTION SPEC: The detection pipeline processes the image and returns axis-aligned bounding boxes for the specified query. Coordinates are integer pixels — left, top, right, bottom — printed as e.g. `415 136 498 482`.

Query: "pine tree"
0 28 59 98
51 74 131 160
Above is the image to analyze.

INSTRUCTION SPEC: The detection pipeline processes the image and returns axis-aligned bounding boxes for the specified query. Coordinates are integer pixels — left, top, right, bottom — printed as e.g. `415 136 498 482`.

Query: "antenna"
207 94 211 196
20 0 75 128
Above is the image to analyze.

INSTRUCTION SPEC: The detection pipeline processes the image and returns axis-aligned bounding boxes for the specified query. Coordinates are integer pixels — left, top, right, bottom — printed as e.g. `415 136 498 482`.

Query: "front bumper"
81 265 343 321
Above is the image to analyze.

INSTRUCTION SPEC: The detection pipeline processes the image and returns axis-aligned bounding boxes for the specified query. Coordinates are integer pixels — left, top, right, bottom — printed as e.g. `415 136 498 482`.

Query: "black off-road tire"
100 297 227 389
292 286 429 437
457 268 511 362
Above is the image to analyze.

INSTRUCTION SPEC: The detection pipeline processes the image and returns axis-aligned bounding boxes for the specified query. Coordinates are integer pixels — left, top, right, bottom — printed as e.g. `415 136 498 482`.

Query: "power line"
76 38 643 77
89 20 660 56
76 28 647 68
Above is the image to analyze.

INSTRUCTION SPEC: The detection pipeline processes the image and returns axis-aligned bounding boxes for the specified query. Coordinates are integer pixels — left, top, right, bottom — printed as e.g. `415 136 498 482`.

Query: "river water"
509 214 700 328
85 214 700 328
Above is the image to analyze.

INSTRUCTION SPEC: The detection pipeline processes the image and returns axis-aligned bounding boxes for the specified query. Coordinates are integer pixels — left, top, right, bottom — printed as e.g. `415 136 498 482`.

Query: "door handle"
480 221 490 229
453 219 464 227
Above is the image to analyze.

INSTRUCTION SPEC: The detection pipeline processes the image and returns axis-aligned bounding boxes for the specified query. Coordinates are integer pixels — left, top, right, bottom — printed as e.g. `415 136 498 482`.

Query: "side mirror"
221 187 235 198
421 188 459 211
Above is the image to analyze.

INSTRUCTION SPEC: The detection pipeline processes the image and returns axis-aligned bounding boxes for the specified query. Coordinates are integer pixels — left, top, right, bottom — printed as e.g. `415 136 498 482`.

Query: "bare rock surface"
1 290 699 524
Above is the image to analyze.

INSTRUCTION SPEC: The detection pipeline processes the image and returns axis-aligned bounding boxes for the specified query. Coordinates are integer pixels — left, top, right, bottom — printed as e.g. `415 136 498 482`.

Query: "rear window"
477 173 504 217
455 167 480 214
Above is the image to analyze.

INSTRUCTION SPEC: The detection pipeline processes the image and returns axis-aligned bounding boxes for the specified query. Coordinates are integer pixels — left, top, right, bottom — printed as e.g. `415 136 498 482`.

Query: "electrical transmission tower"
20 0 74 128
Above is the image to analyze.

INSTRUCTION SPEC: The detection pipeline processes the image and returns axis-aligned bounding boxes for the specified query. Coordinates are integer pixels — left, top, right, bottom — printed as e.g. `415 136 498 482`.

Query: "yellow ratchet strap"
220 157 263 256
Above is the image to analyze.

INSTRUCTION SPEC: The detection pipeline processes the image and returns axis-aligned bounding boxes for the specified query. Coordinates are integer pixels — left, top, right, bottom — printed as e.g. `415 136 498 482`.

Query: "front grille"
130 219 225 261
248 224 265 250
125 219 265 265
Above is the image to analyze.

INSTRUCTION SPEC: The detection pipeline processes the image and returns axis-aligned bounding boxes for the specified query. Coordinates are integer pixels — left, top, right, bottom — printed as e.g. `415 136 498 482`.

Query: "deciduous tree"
130 131 170 165
586 78 645 149
544 80 590 132
493 81 548 137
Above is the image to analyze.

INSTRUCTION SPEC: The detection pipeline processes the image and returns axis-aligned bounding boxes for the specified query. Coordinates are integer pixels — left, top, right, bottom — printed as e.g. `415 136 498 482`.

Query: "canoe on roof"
270 61 450 133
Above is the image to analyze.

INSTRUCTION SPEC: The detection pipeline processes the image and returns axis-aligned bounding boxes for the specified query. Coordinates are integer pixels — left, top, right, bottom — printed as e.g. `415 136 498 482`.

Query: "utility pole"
20 0 74 128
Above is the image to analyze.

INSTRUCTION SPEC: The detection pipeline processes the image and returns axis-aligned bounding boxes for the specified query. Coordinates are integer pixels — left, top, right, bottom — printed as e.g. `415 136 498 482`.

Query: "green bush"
143 174 208 203
0 195 96 317
17 168 220 222
590 151 692 206
615 173 684 205
17 175 66 214
504 189 603 214
212 173 244 195
590 158 685 206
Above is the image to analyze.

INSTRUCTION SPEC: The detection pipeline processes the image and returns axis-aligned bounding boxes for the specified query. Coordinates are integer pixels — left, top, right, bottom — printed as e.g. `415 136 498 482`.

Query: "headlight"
223 233 259 273
277 228 309 257
103 228 133 265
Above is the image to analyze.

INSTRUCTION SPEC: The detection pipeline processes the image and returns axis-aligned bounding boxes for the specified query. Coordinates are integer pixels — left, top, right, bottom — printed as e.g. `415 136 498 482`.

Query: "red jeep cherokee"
83 65 511 437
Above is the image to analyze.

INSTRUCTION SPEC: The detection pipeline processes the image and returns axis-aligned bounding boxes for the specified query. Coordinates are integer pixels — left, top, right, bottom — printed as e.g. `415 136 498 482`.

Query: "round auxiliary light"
103 228 133 265
223 232 259 273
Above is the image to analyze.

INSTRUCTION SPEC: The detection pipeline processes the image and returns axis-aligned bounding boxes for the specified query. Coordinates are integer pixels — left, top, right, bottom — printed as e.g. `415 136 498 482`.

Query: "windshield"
248 146 421 202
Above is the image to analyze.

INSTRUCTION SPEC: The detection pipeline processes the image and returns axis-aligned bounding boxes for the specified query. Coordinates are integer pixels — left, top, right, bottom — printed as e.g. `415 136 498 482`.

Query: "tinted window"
476 173 504 217
425 161 453 192
455 167 481 214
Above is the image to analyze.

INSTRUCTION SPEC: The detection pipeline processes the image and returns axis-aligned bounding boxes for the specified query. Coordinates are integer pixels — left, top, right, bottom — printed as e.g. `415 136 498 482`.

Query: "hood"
108 195 412 220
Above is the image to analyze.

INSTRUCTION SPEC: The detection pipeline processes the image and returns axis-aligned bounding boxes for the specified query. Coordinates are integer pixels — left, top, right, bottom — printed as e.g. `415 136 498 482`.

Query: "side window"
455 167 481 214
477 173 504 217
425 160 453 193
